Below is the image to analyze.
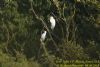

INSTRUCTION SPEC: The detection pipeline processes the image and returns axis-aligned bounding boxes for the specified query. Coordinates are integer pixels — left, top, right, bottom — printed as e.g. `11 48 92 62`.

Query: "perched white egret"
40 30 47 42
77 0 80 2
50 16 56 30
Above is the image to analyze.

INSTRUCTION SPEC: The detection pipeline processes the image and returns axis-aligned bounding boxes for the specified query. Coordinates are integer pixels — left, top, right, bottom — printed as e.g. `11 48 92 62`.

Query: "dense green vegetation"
0 0 100 67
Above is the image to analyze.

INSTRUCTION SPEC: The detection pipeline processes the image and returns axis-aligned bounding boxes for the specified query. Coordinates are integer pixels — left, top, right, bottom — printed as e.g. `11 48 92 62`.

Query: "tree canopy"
0 0 100 67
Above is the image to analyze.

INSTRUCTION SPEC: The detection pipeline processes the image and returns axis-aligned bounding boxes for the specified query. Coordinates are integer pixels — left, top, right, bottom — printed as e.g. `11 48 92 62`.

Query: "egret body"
50 16 56 30
40 31 47 42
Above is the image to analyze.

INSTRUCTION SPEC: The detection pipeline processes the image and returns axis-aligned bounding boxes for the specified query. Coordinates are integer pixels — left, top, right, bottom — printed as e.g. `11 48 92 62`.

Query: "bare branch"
29 0 59 51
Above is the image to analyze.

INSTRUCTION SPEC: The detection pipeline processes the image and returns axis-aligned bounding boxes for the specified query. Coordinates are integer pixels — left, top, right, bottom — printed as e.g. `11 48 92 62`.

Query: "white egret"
40 30 47 42
50 16 56 30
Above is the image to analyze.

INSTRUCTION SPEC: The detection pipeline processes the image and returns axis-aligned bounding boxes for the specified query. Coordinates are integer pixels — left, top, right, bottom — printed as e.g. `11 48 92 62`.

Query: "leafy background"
0 0 100 67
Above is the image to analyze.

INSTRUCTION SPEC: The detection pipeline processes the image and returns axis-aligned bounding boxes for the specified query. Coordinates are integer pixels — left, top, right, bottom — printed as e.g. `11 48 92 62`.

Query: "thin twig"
40 40 57 67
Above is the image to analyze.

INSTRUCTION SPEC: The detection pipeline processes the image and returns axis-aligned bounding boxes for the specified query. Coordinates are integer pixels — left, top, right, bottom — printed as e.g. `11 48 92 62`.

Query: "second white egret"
50 16 56 30
40 30 47 42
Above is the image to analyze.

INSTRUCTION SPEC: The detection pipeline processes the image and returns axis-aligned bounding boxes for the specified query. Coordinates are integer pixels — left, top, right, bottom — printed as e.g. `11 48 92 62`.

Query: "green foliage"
58 41 88 60
0 50 40 67
0 0 100 66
